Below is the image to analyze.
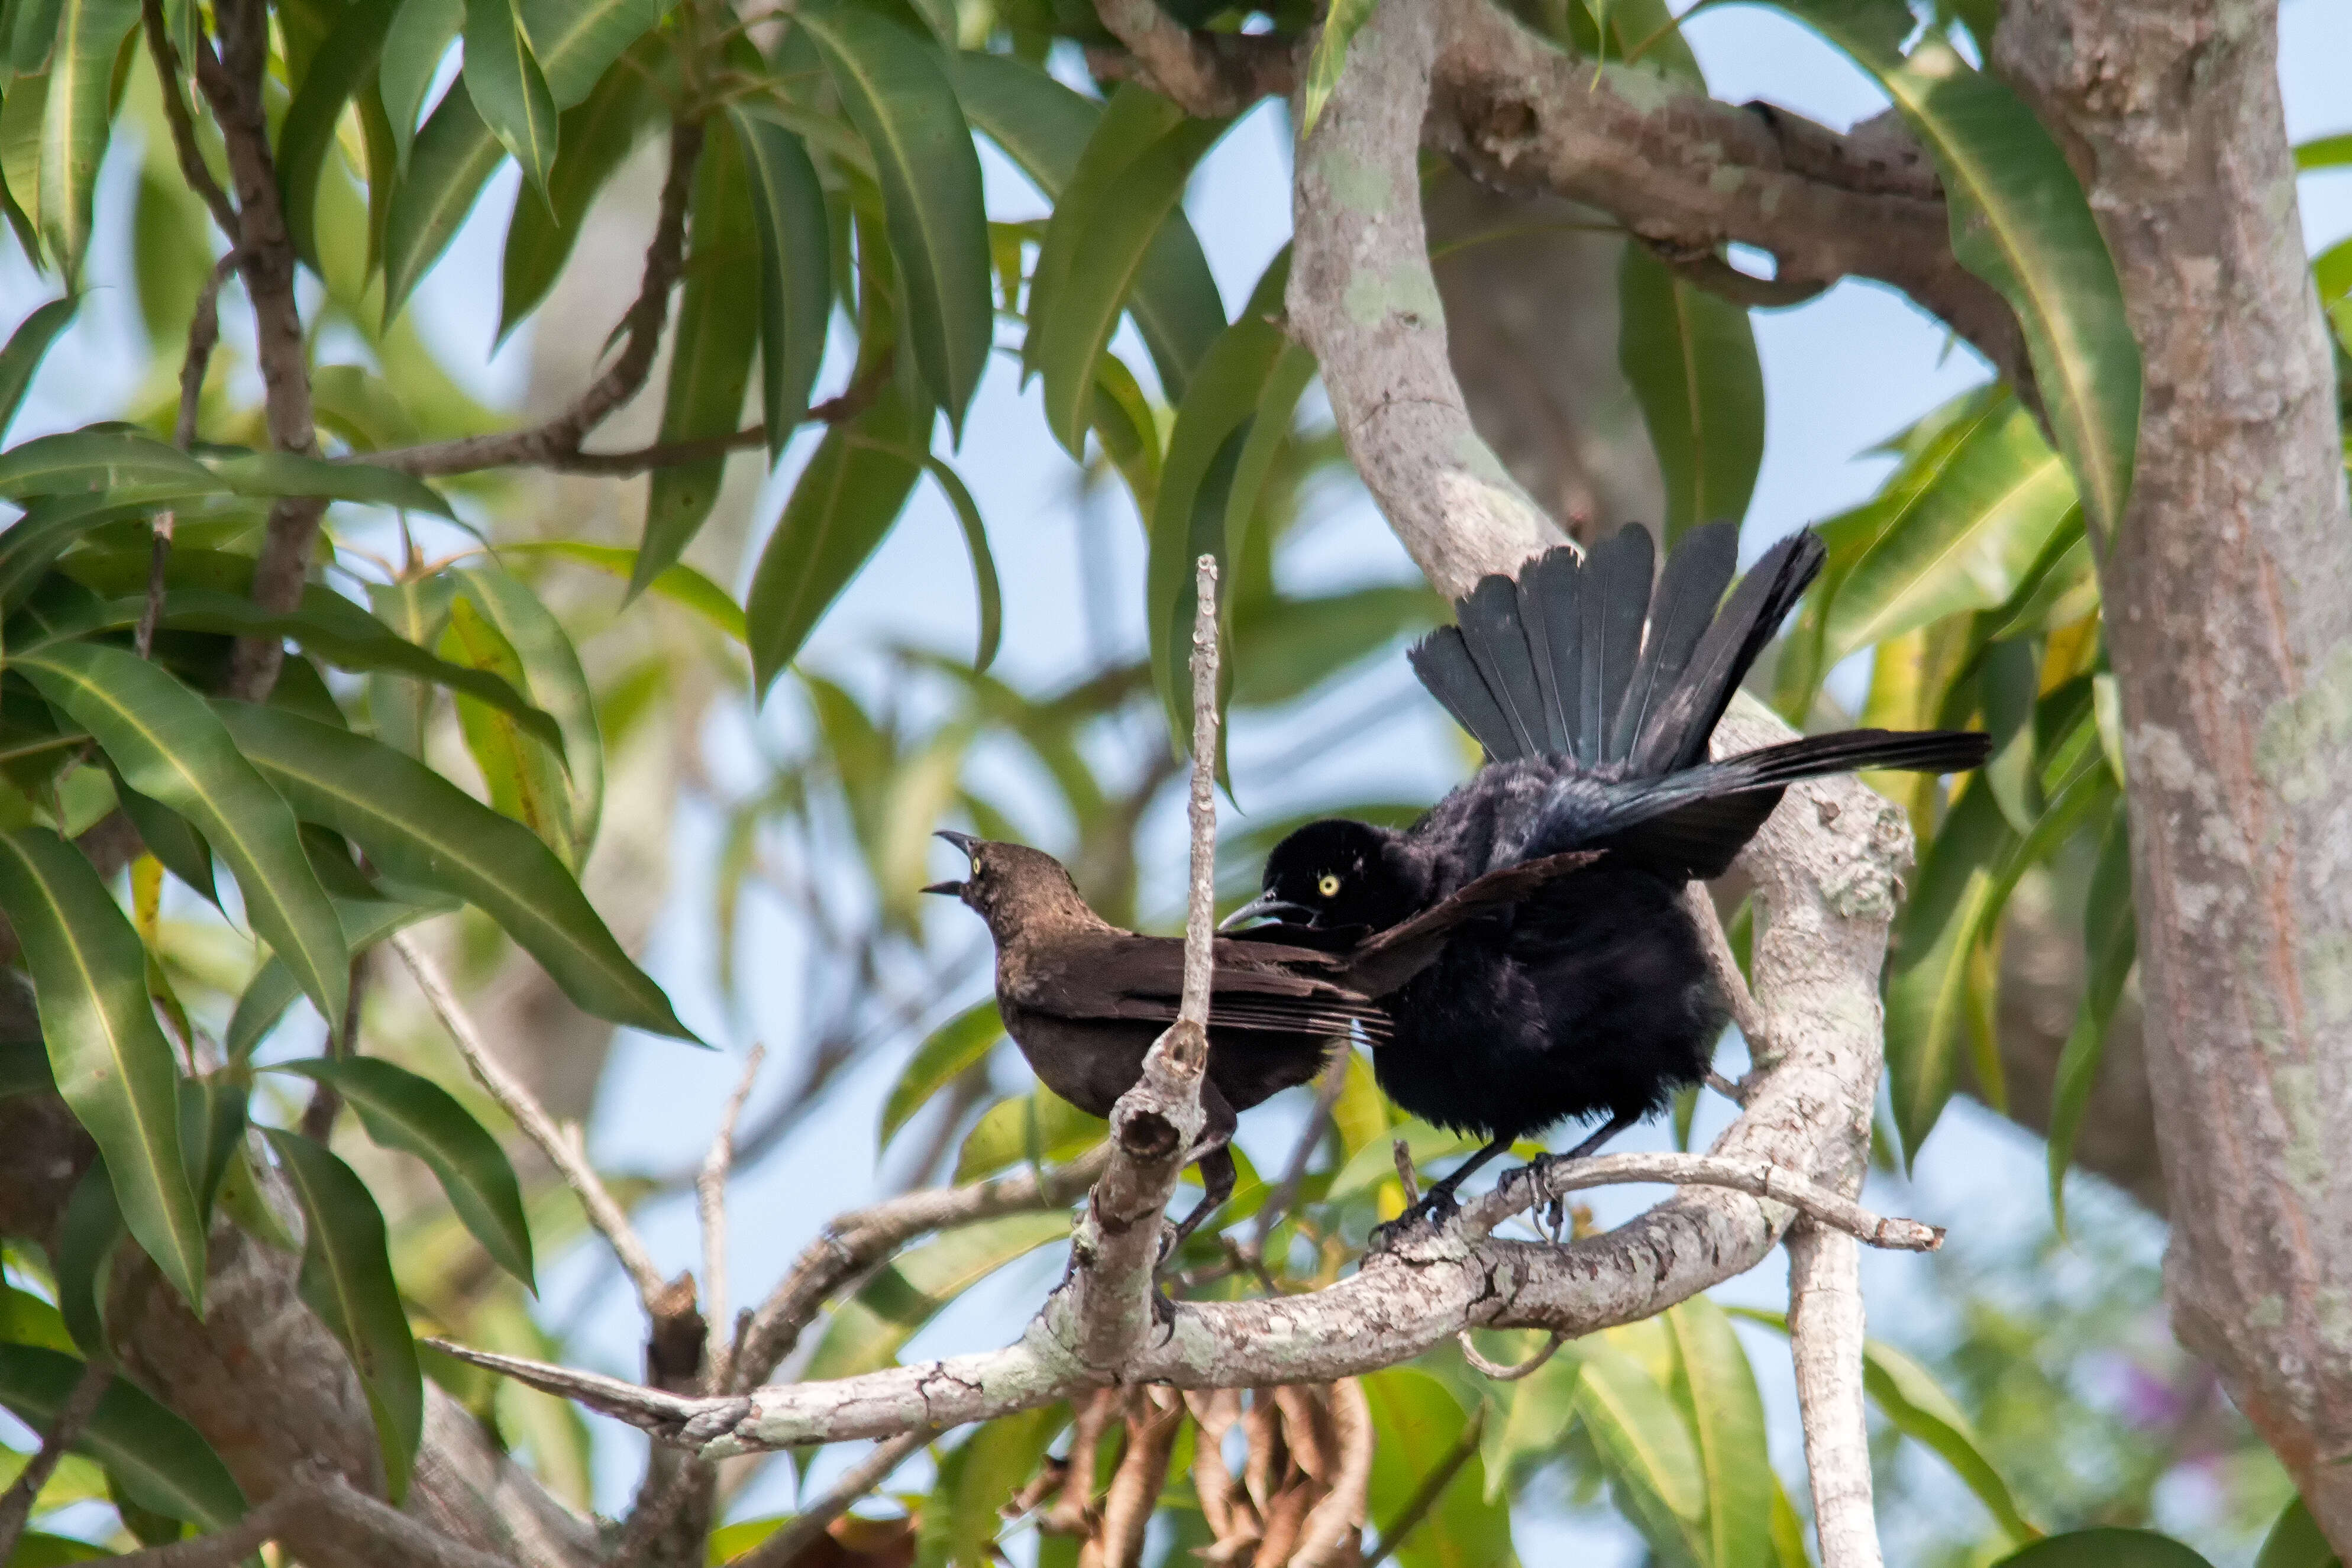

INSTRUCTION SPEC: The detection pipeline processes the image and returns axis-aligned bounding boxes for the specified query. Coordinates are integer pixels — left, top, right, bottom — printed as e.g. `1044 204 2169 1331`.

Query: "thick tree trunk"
1997 0 2352 1542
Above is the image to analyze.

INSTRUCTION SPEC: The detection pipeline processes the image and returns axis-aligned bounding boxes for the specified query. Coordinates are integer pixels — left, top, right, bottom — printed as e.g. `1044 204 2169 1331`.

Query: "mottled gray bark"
1995 0 2352 1544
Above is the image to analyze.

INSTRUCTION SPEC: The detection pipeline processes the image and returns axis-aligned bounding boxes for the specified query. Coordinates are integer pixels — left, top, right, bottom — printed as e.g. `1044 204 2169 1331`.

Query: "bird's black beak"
928 830 977 900
922 880 966 898
1219 893 1314 930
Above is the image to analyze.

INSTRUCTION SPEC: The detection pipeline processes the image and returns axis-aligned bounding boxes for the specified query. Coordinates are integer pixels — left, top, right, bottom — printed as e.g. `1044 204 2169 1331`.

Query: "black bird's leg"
1372 1138 1511 1247
1520 1110 1640 1233
1163 1143 1238 1262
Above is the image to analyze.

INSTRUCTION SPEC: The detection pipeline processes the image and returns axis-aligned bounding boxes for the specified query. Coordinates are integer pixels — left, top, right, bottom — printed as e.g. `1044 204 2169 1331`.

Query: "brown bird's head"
923 831 1101 939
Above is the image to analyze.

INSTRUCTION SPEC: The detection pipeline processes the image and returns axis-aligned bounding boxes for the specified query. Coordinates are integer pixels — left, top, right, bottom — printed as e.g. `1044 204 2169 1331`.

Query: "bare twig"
1365 1406 1484 1567
102 1469 516 1568
1789 1220 1881 1568
730 1144 1110 1393
1061 556 1222 1371
364 123 705 480
296 951 368 1142
389 930 669 1310
137 247 240 662
480 368 891 478
1456 1330 1566 1382
140 0 236 235
1248 1051 1349 1262
0 1360 110 1562
1468 1150 1940 1250
701 1045 766 1391
1078 18 1296 116
1685 884 1771 1062
729 1427 933 1568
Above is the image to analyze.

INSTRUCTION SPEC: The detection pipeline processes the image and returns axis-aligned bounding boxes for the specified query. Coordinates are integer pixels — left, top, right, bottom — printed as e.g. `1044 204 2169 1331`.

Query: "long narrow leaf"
212 702 695 1040
878 998 1002 1147
19 642 350 1029
496 47 659 341
383 80 508 322
0 1344 245 1528
519 0 668 109
0 829 206 1311
463 0 560 198
261 1129 424 1504
36 0 138 283
798 0 991 437
0 295 73 438
273 1058 534 1290
730 106 832 458
1619 244 1765 543
277 1 396 271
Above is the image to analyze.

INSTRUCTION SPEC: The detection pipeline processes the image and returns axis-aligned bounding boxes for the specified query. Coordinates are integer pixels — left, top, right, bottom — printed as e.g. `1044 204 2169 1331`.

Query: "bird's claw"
1371 1186 1461 1249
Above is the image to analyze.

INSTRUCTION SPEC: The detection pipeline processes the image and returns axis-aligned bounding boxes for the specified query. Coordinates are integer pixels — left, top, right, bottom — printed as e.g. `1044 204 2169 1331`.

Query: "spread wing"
1009 930 1390 1042
1340 848 1607 996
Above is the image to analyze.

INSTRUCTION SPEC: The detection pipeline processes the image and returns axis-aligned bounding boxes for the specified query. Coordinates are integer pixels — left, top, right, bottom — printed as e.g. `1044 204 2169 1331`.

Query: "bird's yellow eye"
1317 873 1342 898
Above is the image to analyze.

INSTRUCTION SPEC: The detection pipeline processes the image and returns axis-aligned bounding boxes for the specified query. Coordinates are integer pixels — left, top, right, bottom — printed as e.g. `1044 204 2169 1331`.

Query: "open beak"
927 830 977 898
1219 893 1314 930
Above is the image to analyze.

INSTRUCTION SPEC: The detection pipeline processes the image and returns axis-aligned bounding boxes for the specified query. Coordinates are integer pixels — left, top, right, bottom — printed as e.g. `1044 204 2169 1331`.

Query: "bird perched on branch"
925 832 1600 1252
1225 523 1991 1220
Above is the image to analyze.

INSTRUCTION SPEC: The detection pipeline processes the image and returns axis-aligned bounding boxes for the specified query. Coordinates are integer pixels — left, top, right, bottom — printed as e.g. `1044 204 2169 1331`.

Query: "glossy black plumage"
925 834 1601 1247
1240 523 1992 1211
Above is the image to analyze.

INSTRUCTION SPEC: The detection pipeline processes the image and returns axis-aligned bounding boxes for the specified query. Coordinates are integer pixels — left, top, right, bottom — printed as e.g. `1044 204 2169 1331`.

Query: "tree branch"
389 930 670 1311
701 1045 764 1392
1788 1221 1881 1568
1471 1152 1937 1250
366 123 705 480
1060 555 1222 1372
1077 18 1297 117
140 0 235 237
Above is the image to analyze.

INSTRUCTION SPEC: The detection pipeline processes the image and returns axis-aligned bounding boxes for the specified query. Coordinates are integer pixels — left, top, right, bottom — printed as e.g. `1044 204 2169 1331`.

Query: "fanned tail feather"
1611 522 1739 763
1624 530 1827 777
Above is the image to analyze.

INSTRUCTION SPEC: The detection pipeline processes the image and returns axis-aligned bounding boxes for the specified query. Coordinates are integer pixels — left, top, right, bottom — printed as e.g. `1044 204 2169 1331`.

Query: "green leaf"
917 1410 1057 1568
1769 17 2139 542
493 539 747 642
0 1344 246 1528
274 1058 535 1291
0 426 222 498
2256 1499 2340 1568
227 895 447 1062
638 114 760 594
212 702 696 1040
109 771 215 905
802 1211 1072 1380
177 1075 246 1223
519 0 668 109
880 998 1003 1147
1033 113 1229 458
954 1085 1104 1182
193 449 455 519
1477 1337 1584 1499
1885 782 2010 1161
36 0 137 283
278 1 396 273
745 396 924 693
1298 0 1381 139
19 641 351 1029
0 830 205 1311
2049 798 2135 1231
1862 1334 2039 1544
921 454 1000 672
1993 1532 2209 1568
1667 1298 1773 1568
496 46 658 341
1619 244 1765 543
452 565 602 853
1230 585 1445 708
730 106 832 459
1147 316 1291 750
445 596 574 861
383 79 508 324
1363 1367 1509 1568
946 52 1223 401
463 0 560 197
1823 395 2076 663
261 1129 424 1504
380 0 464 169
53 1155 121 1357
798 0 991 435
0 295 72 439
2296 135 2352 173
365 574 459 756
1578 1338 1709 1568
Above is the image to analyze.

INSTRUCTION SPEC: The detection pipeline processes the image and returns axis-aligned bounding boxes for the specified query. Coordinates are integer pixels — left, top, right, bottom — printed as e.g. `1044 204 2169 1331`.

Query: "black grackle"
1227 524 1991 1220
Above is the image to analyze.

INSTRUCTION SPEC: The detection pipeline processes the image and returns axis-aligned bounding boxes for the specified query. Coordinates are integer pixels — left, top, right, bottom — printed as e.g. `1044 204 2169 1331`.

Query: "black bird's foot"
1371 1184 1462 1249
